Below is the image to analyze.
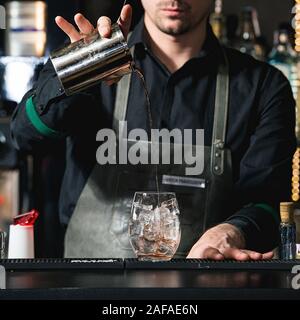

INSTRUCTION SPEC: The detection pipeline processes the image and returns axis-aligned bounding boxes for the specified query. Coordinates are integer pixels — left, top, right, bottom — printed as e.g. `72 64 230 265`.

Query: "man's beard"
156 17 192 35
154 1 204 36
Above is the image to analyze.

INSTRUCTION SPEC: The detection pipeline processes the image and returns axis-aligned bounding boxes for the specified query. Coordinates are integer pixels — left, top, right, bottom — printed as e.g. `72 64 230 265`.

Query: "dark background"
0 0 295 52
0 0 295 54
48 0 295 52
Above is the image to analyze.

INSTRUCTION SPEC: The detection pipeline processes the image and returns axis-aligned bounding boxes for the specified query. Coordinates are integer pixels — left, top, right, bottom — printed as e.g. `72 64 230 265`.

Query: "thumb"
118 4 132 38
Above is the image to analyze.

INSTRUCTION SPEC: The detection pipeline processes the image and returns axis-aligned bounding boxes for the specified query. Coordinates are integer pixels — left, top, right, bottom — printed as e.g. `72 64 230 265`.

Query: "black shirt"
11 19 296 252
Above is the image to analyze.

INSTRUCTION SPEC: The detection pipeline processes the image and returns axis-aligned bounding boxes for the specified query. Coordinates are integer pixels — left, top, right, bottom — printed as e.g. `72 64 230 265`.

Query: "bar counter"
0 259 300 300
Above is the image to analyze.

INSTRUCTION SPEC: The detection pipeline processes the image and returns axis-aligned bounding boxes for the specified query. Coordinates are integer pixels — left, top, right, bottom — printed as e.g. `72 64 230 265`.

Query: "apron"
64 48 232 258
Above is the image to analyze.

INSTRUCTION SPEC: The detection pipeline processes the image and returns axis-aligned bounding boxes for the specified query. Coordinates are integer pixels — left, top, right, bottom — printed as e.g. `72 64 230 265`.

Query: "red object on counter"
13 210 39 226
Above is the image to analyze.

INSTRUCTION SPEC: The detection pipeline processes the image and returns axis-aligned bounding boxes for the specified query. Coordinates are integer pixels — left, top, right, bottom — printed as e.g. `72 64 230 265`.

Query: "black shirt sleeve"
10 59 101 151
226 66 297 252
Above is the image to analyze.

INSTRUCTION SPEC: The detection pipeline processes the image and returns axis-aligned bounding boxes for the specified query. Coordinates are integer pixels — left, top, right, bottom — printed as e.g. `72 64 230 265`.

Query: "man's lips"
161 8 185 16
162 8 184 12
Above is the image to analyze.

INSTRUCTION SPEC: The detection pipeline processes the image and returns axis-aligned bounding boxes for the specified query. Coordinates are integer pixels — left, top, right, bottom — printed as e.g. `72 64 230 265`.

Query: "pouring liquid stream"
133 67 160 205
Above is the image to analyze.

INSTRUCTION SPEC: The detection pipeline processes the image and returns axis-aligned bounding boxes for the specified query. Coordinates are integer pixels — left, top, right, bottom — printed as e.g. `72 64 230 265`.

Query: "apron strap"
113 72 132 134
113 38 135 135
113 44 230 176
211 49 229 176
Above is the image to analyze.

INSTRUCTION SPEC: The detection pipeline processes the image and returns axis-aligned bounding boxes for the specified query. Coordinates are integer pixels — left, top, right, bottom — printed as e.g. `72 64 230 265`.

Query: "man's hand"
187 223 274 260
54 5 133 86
55 4 133 43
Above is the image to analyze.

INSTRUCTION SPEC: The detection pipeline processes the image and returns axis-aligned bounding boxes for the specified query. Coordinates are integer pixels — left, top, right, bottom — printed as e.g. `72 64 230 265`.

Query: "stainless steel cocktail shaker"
50 23 133 96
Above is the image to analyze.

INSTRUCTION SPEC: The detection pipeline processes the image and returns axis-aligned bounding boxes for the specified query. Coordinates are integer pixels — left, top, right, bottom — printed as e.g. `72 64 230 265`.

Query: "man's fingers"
97 16 112 38
187 247 224 260
118 4 133 38
187 246 274 260
202 247 224 260
222 248 250 260
95 4 133 39
74 13 94 36
233 249 273 260
55 16 81 43
241 250 263 260
261 251 274 260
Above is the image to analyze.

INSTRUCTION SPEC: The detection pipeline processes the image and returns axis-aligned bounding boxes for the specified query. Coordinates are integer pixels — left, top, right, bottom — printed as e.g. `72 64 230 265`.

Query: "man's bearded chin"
155 14 207 36
156 17 191 35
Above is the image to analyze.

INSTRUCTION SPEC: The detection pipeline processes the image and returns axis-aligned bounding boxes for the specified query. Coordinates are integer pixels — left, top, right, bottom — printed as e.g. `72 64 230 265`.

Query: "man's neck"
144 16 208 73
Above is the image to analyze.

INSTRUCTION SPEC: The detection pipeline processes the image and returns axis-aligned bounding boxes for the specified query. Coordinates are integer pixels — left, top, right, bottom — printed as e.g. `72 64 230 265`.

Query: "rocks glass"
129 192 181 261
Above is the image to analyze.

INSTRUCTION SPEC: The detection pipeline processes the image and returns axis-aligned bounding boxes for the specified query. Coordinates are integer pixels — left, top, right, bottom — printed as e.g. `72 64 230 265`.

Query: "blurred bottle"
210 0 227 44
0 1 47 104
279 202 296 260
225 14 239 48
234 7 266 61
269 29 297 92
5 1 47 57
294 209 300 258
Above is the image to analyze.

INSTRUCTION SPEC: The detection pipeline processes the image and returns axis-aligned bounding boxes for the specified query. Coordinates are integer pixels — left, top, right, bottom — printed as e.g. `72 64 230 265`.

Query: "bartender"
11 1 296 260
